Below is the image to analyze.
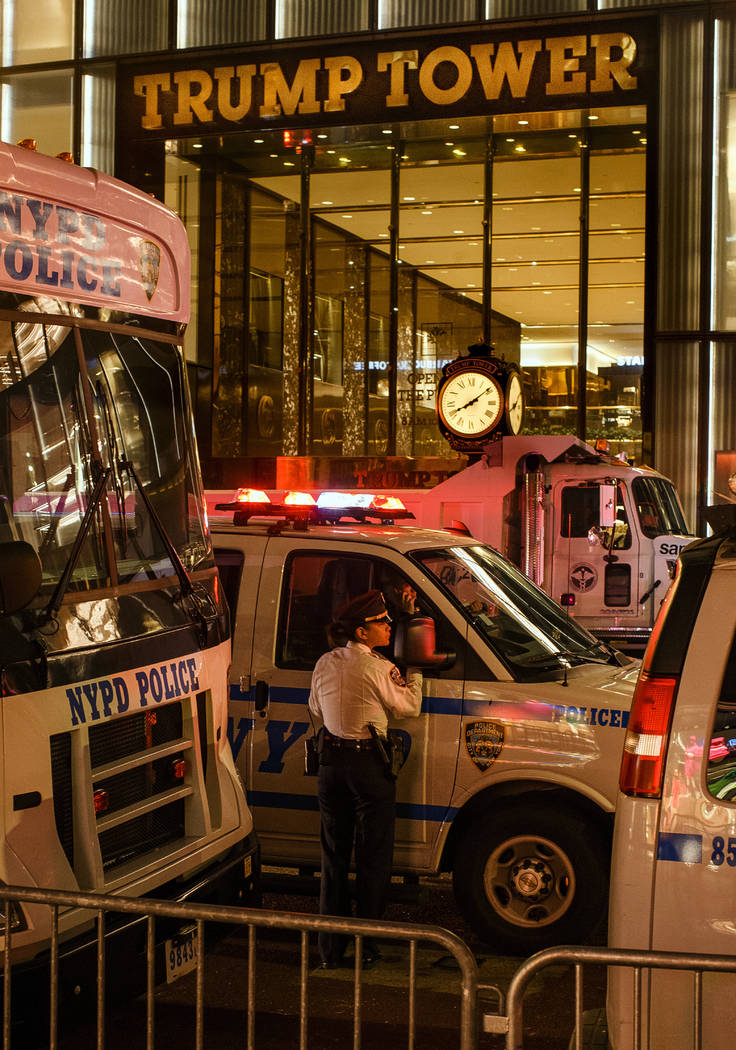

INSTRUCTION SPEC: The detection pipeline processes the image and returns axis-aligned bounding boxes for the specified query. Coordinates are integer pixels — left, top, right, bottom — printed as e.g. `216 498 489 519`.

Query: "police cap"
336 589 390 625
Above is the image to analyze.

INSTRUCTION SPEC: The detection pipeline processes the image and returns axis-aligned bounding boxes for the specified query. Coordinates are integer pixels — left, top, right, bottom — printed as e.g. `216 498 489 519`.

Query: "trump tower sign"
116 19 656 143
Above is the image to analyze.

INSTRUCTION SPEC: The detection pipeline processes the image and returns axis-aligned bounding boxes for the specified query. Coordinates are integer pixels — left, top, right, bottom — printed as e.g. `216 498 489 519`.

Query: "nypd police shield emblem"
139 239 161 301
465 720 504 771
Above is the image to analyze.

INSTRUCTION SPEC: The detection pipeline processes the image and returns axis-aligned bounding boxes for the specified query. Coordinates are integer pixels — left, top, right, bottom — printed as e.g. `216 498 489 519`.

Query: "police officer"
308 589 423 969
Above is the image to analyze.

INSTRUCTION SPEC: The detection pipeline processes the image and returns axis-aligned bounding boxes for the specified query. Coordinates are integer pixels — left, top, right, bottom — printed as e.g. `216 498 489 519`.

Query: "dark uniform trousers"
317 744 395 965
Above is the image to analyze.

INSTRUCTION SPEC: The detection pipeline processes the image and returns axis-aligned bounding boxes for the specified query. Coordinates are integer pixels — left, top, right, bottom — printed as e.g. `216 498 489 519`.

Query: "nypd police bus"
211 488 640 955
0 140 257 990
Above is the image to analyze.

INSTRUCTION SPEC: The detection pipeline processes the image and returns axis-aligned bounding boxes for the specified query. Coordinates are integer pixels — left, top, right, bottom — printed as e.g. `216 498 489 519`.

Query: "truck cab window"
561 483 631 550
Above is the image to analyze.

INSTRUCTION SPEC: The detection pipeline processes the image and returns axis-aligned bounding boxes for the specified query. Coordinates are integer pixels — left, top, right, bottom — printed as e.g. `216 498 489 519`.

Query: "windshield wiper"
119 457 218 643
44 465 111 623
526 647 613 668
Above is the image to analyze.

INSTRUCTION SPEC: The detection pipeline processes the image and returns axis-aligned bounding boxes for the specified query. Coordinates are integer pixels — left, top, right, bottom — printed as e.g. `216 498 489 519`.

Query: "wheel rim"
482 833 576 928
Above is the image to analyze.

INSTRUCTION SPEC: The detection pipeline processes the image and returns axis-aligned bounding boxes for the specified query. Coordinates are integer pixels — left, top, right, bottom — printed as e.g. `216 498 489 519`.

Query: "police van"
213 488 641 954
606 514 736 1049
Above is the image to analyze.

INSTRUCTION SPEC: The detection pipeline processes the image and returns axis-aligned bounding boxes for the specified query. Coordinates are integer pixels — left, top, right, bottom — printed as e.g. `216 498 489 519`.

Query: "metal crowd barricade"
0 884 484 1050
483 944 736 1050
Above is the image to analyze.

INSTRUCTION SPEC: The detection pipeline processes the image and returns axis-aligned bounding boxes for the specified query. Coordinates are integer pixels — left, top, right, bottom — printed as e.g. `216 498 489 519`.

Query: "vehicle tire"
452 801 609 955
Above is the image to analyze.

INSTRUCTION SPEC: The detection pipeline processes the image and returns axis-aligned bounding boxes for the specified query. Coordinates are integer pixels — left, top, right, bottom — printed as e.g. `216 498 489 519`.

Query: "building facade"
1 0 734 526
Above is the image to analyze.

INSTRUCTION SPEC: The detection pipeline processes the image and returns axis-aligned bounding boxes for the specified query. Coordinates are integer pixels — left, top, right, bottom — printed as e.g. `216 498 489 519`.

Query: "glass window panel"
1 70 73 159
586 135 646 462
1 0 73 64
83 0 167 57
368 252 390 454
81 67 115 172
177 0 267 48
277 0 369 37
379 0 477 28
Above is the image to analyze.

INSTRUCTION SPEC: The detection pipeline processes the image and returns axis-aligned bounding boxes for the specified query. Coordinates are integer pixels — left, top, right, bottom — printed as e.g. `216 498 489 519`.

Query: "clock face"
506 373 524 435
438 370 504 438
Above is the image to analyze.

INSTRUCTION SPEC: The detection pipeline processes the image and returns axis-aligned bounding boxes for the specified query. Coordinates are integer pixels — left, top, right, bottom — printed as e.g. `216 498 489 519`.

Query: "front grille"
88 702 191 876
98 799 185 871
89 704 183 766
50 732 73 868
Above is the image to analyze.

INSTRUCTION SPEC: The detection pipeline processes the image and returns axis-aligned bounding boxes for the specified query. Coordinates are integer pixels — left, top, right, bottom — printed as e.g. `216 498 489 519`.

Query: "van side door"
246 539 467 872
646 559 736 1049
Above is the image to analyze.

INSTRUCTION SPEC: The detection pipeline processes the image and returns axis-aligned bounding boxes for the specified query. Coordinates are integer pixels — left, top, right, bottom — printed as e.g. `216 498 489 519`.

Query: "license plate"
165 925 198 984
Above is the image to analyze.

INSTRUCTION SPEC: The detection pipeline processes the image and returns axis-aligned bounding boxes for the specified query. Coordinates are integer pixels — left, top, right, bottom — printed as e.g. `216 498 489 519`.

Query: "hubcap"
483 833 576 928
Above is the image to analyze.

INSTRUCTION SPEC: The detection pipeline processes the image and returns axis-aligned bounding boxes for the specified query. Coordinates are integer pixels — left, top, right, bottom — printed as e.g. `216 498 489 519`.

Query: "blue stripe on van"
656 832 703 863
230 683 461 716
247 790 457 823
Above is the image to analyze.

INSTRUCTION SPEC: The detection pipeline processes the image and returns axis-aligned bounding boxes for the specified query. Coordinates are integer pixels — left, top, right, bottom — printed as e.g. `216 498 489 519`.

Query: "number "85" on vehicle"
711 837 736 866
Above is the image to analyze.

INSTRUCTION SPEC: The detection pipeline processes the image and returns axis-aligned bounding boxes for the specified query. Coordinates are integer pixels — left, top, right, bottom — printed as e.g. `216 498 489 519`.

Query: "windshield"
414 543 612 677
632 476 692 539
0 295 211 596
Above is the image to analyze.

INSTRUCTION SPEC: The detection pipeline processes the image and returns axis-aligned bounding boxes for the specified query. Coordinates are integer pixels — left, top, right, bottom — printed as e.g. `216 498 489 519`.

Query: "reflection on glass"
416 543 610 680
0 296 211 594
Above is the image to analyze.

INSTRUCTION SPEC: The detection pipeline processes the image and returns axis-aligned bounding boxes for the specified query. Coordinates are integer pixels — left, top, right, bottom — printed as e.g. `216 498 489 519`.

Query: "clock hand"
452 384 493 414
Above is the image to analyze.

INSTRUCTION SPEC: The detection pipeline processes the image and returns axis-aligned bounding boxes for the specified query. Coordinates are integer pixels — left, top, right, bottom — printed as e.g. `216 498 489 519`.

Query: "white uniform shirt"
308 641 423 738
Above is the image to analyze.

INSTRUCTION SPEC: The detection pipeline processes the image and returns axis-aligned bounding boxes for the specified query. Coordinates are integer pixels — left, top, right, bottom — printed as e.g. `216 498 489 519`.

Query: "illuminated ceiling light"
588 114 599 120
382 129 392 134
514 145 526 153
342 213 353 218
453 149 467 156
270 153 278 158
192 143 203 149
543 290 552 295
632 130 642 135
573 186 581 193
518 119 529 125
254 138 264 144
321 200 333 205
449 124 460 129
445 141 454 146
640 138 647 144
569 134 577 138
426 259 435 263
403 196 415 201
284 161 294 166
339 156 350 162
626 300 636 305
506 138 515 143
317 133 328 139
421 209 433 215
453 229 464 234
379 232 389 237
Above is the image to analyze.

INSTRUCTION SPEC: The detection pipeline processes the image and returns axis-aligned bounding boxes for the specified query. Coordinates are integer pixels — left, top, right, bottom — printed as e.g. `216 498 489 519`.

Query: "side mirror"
394 616 456 670
0 541 42 615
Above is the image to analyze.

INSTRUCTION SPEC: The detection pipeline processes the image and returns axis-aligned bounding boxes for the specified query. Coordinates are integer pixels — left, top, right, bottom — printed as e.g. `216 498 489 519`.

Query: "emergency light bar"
214 489 414 527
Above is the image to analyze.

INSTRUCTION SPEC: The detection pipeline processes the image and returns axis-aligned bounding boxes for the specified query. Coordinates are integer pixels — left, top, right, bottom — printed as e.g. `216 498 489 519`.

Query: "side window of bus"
213 549 244 631
706 631 736 803
560 483 632 550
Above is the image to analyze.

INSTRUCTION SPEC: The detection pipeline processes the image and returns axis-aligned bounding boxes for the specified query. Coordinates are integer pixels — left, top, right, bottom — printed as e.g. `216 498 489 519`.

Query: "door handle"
254 680 270 713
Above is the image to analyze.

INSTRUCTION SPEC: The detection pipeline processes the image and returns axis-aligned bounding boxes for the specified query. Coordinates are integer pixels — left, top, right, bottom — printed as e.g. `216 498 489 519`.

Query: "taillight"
619 672 679 798
94 788 109 814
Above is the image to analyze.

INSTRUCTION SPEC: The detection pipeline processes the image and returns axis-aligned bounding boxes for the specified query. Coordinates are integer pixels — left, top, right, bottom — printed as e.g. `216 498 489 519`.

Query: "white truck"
386 435 695 655
212 488 640 955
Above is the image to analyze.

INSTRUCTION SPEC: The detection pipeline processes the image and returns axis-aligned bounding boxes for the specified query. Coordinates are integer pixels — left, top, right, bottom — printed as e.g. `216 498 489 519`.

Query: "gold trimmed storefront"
2 1 734 528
